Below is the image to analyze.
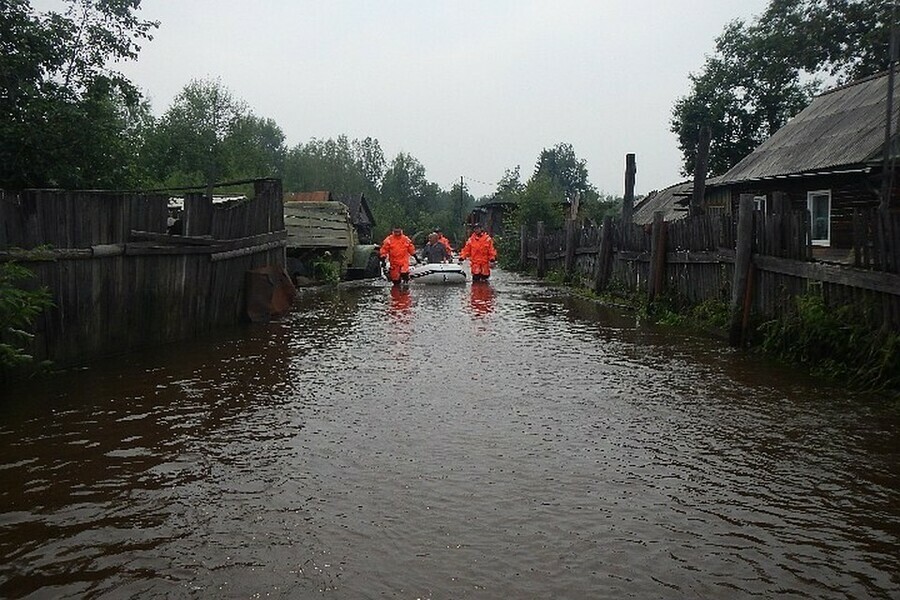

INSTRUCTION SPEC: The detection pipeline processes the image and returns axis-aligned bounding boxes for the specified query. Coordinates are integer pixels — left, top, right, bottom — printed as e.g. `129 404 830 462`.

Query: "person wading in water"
459 224 497 282
379 226 417 286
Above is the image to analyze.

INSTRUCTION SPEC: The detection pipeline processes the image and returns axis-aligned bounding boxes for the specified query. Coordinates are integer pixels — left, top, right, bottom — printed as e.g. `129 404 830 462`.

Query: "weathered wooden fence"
523 194 900 343
0 178 289 367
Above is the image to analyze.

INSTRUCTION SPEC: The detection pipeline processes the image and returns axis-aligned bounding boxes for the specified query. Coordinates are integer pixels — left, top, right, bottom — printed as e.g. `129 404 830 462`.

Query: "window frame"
806 189 832 246
753 195 767 214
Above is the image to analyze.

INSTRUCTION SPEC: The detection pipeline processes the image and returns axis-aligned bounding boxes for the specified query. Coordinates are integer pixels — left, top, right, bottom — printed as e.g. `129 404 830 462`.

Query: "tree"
580 193 621 226
516 173 565 230
0 0 157 189
222 114 286 181
380 152 429 220
672 0 893 177
148 78 261 193
283 135 369 197
493 166 525 205
533 142 596 202
352 136 386 194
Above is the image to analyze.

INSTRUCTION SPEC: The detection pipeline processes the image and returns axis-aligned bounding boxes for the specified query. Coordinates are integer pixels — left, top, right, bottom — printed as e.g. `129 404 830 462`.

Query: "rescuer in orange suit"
459 223 497 282
434 227 453 254
380 226 417 285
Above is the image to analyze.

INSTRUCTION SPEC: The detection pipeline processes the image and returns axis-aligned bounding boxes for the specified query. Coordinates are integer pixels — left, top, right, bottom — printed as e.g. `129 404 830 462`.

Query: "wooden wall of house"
720 172 880 249
0 179 288 367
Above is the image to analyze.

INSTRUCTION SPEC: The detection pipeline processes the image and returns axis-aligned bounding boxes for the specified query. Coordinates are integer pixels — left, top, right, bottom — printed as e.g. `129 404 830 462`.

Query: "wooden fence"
522 194 900 343
0 178 288 367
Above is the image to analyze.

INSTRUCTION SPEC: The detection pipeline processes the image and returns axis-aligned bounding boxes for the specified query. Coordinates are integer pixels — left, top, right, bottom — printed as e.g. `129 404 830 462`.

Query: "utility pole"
881 0 899 212
459 176 465 238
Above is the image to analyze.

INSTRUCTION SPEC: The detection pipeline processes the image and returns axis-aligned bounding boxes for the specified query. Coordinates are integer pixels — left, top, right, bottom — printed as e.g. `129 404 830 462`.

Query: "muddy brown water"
1 270 898 599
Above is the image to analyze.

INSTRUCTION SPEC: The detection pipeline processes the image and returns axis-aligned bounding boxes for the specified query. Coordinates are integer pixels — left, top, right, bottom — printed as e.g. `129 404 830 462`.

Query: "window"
753 195 767 213
807 190 831 246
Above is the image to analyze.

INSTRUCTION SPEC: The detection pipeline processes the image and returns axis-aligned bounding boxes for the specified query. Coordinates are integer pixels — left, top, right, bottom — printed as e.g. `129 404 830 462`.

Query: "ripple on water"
0 271 898 598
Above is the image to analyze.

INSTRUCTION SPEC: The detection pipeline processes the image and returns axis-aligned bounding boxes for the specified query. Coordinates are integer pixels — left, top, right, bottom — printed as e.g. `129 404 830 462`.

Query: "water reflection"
388 285 412 318
0 269 898 599
467 281 495 317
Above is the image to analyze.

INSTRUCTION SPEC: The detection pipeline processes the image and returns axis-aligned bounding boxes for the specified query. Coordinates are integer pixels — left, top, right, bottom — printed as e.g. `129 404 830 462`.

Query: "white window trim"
753 195 767 214
807 189 831 246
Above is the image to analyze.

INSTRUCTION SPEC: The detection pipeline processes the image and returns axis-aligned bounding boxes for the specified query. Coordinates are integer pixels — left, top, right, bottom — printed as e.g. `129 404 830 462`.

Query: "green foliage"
145 78 287 191
493 167 525 205
311 256 341 284
380 152 429 219
689 298 731 330
580 193 621 226
672 0 891 177
533 142 596 202
0 0 158 189
283 134 381 201
495 215 522 270
758 290 900 391
517 174 565 230
0 262 53 369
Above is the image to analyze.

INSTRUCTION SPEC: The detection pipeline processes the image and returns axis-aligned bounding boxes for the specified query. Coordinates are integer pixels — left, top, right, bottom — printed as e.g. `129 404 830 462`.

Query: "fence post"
564 218 577 277
519 223 528 270
648 211 667 301
729 195 755 346
593 216 613 293
536 221 546 279
621 154 636 247
690 125 710 217
184 192 212 237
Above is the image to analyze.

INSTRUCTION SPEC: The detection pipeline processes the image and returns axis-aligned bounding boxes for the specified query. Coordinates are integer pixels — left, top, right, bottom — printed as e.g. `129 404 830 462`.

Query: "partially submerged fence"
0 178 289 367
522 194 900 343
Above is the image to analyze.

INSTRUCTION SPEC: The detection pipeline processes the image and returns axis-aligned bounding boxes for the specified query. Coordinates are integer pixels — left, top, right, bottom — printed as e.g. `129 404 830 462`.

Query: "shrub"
0 262 53 369
758 290 900 391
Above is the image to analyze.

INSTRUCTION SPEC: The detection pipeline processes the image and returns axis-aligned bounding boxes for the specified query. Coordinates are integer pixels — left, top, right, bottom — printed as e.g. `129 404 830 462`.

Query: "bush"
0 262 53 369
311 256 341 284
758 290 900 391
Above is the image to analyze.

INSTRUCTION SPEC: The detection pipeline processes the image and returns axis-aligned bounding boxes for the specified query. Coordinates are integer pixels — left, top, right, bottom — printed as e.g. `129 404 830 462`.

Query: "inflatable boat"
408 262 467 284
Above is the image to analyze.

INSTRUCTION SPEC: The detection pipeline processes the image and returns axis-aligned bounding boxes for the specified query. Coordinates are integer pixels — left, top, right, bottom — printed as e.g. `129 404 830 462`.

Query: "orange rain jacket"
380 232 416 280
459 231 497 276
437 234 452 254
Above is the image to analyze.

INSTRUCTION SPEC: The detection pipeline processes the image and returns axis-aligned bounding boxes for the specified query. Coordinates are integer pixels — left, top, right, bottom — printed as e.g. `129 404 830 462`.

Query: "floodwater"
1 269 898 599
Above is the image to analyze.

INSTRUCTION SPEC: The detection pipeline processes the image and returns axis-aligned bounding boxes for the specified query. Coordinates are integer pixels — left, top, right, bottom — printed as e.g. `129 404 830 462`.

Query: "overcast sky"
44 0 772 197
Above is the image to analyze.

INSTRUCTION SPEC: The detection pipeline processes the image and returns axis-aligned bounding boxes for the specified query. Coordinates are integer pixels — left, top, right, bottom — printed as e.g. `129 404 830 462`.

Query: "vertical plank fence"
522 200 900 341
0 178 290 367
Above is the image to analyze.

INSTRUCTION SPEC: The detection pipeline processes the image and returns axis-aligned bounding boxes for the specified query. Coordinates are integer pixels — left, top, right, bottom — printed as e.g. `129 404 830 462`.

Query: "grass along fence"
522 195 900 345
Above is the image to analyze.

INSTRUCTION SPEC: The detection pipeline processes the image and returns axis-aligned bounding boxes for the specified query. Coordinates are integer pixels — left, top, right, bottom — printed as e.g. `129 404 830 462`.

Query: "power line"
459 175 497 188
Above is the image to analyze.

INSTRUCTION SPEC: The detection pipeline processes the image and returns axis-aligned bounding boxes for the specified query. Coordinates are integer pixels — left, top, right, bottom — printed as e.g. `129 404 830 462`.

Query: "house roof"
285 191 332 202
632 181 692 224
713 70 900 186
342 194 375 227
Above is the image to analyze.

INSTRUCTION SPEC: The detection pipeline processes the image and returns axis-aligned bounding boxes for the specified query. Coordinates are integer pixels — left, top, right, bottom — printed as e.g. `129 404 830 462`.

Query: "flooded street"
1 269 898 599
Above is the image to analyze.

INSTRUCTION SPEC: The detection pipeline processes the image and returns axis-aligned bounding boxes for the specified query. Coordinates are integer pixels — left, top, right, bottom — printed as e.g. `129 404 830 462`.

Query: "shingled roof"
713 70 900 186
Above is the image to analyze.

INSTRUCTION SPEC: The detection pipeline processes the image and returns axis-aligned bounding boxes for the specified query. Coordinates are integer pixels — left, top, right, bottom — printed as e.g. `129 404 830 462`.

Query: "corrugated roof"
632 181 692 224
713 71 900 185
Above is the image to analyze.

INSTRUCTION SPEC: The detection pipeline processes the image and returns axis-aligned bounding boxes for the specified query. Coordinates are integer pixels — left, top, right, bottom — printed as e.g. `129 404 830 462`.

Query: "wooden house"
705 70 900 254
341 193 376 243
467 198 516 237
